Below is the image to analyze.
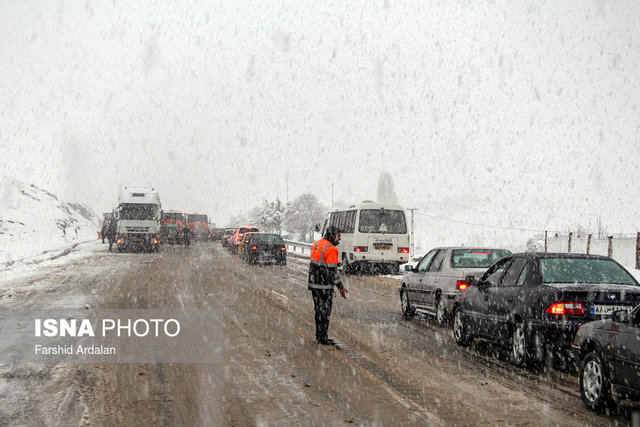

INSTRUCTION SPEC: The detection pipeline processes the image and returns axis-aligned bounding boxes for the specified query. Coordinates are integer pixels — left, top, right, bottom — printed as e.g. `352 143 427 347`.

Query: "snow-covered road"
1 242 635 425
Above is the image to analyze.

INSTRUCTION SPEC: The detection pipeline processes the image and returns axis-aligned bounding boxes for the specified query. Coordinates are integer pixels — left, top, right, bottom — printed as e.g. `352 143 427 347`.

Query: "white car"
399 246 511 326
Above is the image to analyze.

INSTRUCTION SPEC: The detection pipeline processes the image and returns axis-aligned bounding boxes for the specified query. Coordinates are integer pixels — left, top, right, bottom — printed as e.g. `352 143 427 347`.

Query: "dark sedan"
572 305 640 411
209 227 225 241
452 253 640 368
244 233 287 265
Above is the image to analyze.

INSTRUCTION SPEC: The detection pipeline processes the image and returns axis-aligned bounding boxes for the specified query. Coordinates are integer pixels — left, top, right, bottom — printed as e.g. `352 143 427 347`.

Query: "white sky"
1 0 639 233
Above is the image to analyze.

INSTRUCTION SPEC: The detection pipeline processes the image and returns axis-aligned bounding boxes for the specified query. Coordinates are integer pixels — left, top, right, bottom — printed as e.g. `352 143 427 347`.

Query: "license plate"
590 305 633 316
374 244 391 250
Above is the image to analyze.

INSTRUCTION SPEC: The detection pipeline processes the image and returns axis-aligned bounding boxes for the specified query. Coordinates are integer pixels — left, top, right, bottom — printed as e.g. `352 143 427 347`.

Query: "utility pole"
285 170 289 204
407 208 418 258
331 183 334 209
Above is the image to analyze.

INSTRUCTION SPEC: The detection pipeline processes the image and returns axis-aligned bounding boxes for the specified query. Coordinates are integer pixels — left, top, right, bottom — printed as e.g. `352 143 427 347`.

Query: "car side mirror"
314 224 321 232
464 275 477 287
476 280 490 290
404 265 414 272
612 309 630 323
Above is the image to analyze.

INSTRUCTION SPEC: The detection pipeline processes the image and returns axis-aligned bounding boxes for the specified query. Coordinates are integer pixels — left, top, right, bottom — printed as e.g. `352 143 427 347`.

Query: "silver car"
399 246 511 325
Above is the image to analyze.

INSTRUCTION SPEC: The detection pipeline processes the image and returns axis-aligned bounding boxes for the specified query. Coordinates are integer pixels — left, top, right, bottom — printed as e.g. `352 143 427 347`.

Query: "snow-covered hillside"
0 177 100 265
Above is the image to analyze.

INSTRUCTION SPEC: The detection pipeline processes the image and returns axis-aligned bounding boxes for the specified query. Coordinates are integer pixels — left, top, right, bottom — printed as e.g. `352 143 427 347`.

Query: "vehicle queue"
104 200 640 415
400 246 640 414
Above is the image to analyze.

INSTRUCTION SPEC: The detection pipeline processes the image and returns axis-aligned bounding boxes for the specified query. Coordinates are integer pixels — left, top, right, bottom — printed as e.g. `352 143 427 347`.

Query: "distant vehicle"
222 228 235 249
186 213 209 241
243 233 287 265
452 253 640 368
572 305 640 411
160 211 185 245
399 247 511 325
114 185 161 252
320 201 410 274
238 232 263 260
230 226 259 254
209 227 225 241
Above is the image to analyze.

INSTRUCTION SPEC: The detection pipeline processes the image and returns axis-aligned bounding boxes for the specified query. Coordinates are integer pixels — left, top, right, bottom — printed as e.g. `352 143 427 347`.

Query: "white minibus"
321 201 410 274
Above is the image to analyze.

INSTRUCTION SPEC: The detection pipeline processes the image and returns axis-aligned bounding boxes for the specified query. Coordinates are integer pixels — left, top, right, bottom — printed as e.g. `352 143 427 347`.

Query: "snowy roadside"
0 239 107 287
0 177 101 267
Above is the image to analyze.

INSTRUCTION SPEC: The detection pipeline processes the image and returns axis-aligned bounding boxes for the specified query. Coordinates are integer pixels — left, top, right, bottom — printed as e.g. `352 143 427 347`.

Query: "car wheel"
529 330 547 370
435 296 447 327
342 254 352 274
400 289 415 320
453 307 472 346
580 351 614 412
511 322 528 367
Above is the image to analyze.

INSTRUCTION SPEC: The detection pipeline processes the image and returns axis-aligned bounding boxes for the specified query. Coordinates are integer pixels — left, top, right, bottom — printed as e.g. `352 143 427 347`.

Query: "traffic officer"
308 226 348 345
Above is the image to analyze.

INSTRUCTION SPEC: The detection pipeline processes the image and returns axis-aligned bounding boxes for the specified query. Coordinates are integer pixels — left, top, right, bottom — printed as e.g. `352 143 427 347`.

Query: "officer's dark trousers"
311 289 333 341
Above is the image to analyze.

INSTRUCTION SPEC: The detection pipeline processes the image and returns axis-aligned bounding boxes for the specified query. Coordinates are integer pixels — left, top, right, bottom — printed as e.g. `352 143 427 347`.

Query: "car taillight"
546 302 585 315
456 280 469 290
235 234 241 239
354 246 368 252
397 247 409 254
251 245 258 251
280 246 286 251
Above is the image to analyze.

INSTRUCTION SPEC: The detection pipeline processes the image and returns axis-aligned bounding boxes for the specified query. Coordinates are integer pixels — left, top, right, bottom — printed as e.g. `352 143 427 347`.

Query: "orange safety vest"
308 238 342 290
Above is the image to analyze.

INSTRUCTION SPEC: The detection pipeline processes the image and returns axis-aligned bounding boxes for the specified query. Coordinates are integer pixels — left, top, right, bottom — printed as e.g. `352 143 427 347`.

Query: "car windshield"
358 209 407 234
119 203 157 220
163 213 182 220
451 249 511 268
540 257 638 285
252 234 284 244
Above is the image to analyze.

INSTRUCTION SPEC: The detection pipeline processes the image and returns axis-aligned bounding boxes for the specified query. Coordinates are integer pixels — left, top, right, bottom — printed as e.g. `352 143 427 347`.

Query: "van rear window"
358 209 407 234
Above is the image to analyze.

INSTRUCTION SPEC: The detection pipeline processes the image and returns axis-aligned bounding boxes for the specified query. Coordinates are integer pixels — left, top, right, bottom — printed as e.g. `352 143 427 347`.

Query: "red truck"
161 211 185 245
187 213 209 241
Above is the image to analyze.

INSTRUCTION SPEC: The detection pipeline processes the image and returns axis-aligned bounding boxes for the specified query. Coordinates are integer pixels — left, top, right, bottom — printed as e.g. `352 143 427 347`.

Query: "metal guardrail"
283 239 312 258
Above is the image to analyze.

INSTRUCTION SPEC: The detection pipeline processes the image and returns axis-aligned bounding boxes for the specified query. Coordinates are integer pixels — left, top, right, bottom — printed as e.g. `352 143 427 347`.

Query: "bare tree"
376 172 398 204
596 214 607 239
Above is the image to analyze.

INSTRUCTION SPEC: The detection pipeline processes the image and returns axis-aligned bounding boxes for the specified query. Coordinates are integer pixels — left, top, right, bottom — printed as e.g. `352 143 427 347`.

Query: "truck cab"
115 185 162 252
161 211 185 245
186 213 209 241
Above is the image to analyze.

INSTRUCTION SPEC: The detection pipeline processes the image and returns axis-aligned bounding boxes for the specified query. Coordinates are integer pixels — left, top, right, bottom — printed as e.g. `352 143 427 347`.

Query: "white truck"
114 185 162 252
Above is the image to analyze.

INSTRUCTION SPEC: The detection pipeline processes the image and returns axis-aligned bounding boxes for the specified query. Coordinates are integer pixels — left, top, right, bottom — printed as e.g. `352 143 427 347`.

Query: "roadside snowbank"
0 177 100 266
